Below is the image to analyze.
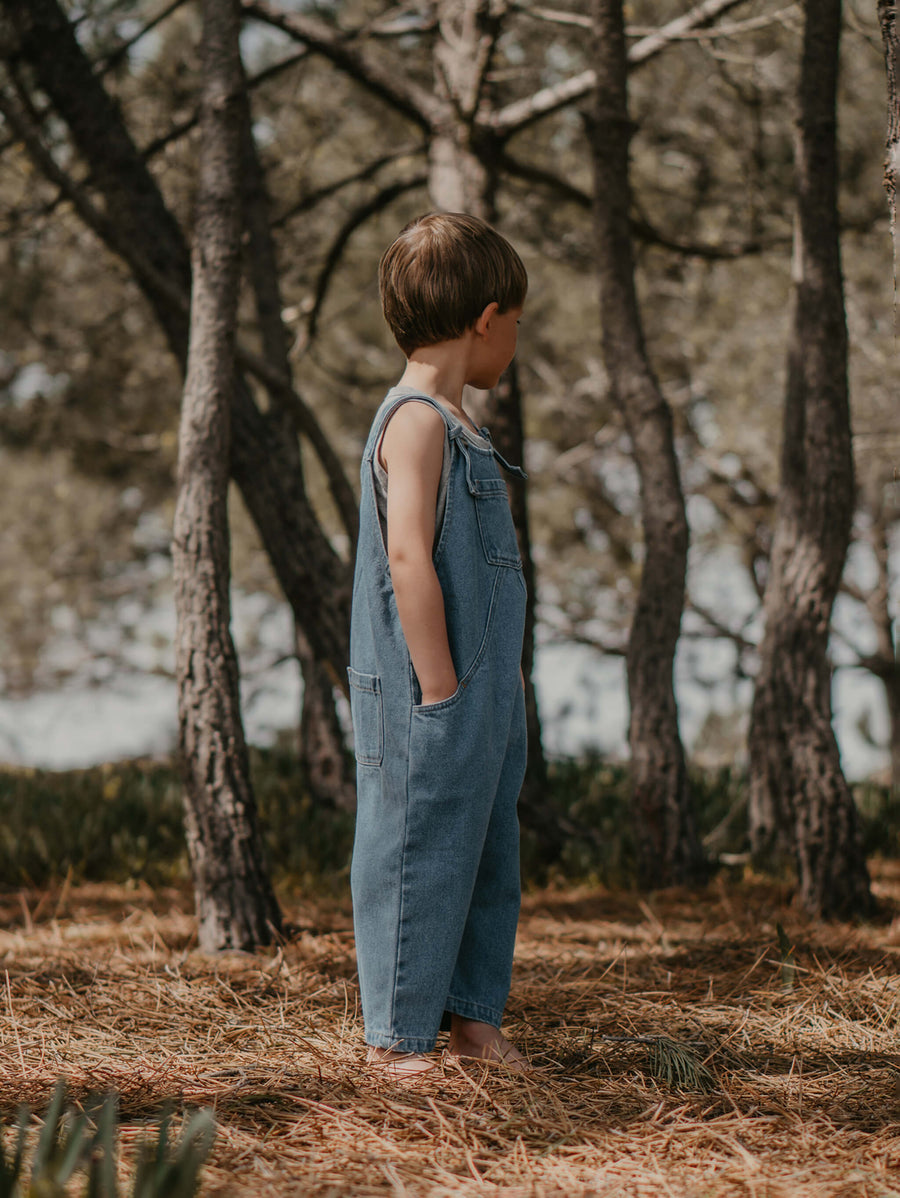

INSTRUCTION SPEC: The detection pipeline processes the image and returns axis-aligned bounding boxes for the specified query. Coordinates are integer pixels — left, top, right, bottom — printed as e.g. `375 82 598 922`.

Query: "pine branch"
686 598 757 654
273 142 425 228
500 150 777 258
141 49 309 163
1 76 358 551
302 173 427 346
491 0 754 134
242 0 445 130
0 78 141 277
93 0 191 76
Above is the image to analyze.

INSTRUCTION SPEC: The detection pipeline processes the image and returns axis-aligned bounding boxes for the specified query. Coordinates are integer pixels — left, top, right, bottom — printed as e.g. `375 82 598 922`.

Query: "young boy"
348 212 529 1077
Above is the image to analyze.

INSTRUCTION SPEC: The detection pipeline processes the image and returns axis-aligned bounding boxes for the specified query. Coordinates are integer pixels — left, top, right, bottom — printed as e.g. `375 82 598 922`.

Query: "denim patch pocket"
462 447 522 568
347 667 384 766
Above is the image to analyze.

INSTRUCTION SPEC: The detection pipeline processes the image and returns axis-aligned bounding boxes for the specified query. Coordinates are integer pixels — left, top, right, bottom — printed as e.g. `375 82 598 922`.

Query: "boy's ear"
474 302 499 337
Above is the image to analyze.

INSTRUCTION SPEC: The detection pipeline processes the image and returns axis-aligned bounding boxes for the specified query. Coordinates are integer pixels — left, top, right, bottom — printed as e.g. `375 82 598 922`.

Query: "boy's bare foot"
366 1046 437 1078
446 1018 529 1071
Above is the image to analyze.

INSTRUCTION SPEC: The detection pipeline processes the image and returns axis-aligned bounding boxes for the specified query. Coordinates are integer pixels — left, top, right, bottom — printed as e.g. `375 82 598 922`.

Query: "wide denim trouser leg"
445 683 527 1026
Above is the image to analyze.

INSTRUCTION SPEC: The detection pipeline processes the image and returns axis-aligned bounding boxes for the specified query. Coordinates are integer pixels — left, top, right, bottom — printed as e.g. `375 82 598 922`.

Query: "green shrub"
854 779 900 859
251 743 355 890
0 1081 214 1198
0 763 186 889
0 749 894 894
0 747 355 891
520 756 635 887
520 757 754 887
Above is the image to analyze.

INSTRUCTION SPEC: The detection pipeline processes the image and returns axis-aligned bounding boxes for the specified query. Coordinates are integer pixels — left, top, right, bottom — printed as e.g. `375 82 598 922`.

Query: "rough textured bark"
296 628 356 811
587 0 704 887
868 500 900 795
0 0 352 686
485 363 549 806
891 670 900 796
878 0 900 260
427 0 549 805
237 84 355 805
173 0 280 951
877 1 900 797
748 0 871 918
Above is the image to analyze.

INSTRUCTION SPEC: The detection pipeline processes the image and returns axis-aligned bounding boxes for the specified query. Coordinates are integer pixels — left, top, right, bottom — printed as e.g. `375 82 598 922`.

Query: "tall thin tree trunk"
237 85 355 807
485 363 548 799
862 489 900 796
877 0 900 799
427 0 549 807
296 627 356 811
173 0 280 951
748 0 871 918
587 0 703 887
890 673 900 798
878 0 900 276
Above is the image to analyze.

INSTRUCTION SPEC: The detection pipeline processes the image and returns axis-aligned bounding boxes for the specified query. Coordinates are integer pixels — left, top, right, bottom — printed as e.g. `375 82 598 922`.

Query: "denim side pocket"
347 667 384 766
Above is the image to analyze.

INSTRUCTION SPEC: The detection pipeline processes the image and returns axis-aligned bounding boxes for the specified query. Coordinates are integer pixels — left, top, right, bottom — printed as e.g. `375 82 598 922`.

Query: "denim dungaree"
348 392 528 1053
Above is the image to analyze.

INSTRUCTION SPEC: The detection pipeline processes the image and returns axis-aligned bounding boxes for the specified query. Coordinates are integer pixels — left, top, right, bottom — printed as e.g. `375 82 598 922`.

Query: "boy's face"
469 304 523 390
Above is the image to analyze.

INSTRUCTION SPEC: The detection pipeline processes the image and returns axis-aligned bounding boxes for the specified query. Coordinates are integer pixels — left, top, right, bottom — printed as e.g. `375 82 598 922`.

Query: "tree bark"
870 502 900 795
484 362 551 821
877 0 900 798
878 0 900 261
747 0 871 918
296 627 356 811
237 82 355 805
587 0 704 887
427 0 550 806
173 0 280 951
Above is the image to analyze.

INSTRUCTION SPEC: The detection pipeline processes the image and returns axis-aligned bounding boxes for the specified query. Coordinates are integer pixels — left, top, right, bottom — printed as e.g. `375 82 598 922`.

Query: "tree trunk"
237 82 355 802
429 0 500 220
483 363 551 824
296 628 356 812
862 488 900 796
878 0 900 263
890 673 900 799
877 0 900 799
172 0 280 951
427 0 549 808
587 0 703 887
748 0 871 918
0 0 190 358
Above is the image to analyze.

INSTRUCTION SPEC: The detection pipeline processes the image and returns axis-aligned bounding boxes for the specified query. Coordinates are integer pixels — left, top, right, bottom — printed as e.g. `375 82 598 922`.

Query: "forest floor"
3 867 900 1197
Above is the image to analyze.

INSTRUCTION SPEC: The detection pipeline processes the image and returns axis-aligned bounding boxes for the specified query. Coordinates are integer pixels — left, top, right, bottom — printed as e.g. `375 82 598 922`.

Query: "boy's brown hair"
379 212 527 356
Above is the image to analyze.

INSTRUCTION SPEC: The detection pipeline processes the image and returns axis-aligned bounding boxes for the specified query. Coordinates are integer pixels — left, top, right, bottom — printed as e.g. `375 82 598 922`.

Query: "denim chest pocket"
463 448 522 568
347 667 383 766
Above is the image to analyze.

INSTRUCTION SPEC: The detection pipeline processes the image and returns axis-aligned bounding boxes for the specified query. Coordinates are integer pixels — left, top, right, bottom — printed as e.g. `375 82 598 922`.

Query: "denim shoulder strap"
364 392 455 463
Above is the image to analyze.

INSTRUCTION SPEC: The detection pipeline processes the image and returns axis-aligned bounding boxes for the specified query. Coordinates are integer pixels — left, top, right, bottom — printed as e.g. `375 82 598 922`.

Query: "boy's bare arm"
381 404 458 705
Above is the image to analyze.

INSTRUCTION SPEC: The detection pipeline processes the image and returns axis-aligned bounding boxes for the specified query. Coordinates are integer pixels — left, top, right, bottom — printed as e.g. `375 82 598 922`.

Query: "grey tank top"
372 386 491 549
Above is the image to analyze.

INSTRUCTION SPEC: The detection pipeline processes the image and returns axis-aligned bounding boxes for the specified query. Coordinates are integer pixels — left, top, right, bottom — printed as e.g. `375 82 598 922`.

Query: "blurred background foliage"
0 0 897 815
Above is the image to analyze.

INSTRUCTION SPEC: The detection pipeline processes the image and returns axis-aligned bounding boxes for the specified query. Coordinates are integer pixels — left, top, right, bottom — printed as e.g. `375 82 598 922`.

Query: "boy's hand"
420 677 459 707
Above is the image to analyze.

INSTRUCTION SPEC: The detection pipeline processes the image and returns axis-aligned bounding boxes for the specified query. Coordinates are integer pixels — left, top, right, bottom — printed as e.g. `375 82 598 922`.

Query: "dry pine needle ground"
3 867 900 1196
